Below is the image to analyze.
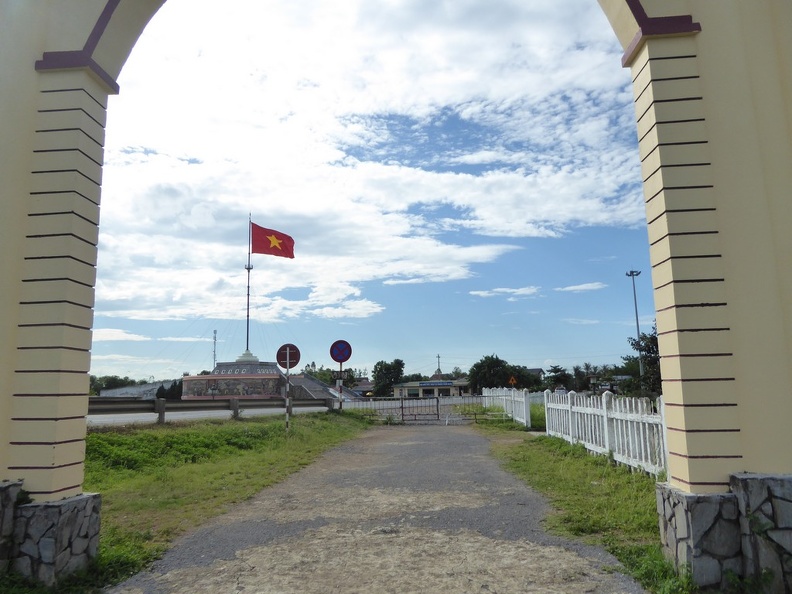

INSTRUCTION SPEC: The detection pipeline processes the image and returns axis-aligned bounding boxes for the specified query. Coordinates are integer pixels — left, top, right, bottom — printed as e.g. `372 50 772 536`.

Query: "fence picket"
542 390 666 475
481 388 543 428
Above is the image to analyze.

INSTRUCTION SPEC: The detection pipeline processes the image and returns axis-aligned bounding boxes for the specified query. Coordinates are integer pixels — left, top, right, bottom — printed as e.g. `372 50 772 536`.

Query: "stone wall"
9 492 101 587
3 482 101 586
731 474 792 593
658 474 792 592
0 480 23 574
657 483 741 588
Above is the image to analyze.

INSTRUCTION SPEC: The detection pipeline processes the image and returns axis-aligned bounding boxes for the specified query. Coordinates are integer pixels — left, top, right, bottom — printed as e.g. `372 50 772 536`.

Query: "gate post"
602 392 612 454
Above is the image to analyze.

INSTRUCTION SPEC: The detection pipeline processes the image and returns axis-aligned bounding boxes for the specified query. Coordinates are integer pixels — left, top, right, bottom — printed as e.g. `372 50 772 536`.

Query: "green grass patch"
529 403 546 431
1 411 372 593
487 431 698 594
454 403 523 429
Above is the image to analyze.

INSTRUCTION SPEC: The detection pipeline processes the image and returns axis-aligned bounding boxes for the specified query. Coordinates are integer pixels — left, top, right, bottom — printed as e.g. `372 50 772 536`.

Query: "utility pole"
626 270 644 379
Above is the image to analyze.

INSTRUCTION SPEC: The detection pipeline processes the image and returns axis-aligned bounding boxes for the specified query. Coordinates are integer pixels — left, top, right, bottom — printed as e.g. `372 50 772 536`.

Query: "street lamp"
626 270 645 379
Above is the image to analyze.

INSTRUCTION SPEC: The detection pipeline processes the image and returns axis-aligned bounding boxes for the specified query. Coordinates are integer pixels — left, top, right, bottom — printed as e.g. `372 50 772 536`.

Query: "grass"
482 426 698 594
451 402 546 432
0 411 373 594
529 402 546 431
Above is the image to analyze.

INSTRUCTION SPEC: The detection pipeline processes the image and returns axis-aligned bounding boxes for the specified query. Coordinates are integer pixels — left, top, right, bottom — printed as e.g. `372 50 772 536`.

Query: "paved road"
106 425 646 594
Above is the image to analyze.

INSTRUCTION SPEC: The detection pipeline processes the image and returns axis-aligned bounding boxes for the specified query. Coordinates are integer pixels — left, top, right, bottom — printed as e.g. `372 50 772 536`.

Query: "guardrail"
88 397 333 424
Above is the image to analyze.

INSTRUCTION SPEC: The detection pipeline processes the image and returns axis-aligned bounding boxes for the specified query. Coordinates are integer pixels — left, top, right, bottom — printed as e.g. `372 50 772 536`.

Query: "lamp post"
626 270 645 379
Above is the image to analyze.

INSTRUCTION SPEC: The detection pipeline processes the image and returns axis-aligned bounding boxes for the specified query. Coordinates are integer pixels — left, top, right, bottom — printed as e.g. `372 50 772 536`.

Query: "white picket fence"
481 388 545 428
544 390 667 476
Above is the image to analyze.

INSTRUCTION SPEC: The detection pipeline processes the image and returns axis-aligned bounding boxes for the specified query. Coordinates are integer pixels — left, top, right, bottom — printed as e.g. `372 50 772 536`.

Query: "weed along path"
107 425 645 594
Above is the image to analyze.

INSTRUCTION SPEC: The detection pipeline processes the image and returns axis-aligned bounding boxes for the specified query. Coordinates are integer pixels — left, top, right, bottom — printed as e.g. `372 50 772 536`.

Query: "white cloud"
92 329 150 342
554 282 608 293
470 286 541 299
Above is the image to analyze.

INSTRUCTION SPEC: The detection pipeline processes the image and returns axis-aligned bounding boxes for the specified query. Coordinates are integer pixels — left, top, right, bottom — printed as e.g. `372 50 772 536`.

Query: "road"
107 425 645 594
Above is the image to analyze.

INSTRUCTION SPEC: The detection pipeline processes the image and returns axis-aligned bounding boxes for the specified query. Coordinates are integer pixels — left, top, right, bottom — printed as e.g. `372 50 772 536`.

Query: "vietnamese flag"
251 222 295 259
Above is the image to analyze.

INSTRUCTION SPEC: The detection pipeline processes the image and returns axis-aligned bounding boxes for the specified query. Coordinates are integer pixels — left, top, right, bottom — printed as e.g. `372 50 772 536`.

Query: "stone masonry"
657 483 742 589
658 474 792 593
10 492 101 587
0 480 23 574
731 474 792 593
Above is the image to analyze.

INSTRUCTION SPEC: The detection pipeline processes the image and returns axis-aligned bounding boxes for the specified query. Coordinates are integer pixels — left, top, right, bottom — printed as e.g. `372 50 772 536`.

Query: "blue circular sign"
330 339 352 363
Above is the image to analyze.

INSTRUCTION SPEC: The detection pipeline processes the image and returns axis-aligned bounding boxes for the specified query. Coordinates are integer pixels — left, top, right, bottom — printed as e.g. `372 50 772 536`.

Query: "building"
181 349 286 400
392 379 469 398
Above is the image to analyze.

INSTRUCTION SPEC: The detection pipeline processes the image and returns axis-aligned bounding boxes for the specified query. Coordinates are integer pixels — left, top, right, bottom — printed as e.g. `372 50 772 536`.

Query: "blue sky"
91 0 655 381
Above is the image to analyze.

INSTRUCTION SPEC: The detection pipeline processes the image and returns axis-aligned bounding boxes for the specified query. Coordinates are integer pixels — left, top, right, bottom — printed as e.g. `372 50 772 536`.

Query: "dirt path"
106 425 646 594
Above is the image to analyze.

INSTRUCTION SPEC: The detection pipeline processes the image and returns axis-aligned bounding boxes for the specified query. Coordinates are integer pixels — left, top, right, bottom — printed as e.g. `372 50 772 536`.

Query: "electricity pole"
626 270 644 380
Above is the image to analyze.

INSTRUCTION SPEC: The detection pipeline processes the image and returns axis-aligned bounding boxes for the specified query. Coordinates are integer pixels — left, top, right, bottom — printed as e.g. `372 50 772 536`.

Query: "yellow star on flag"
266 234 283 250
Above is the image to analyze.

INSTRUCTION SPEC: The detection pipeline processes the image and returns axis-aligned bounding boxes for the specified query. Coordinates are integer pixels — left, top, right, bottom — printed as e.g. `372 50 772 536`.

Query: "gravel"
106 424 647 594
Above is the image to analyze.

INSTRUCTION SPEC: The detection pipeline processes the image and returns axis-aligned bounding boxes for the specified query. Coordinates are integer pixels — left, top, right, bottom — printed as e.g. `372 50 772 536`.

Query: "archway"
2 0 792 588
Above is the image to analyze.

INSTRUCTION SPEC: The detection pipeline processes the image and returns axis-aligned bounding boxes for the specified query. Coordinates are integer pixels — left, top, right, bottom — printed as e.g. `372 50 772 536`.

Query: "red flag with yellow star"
251 222 295 259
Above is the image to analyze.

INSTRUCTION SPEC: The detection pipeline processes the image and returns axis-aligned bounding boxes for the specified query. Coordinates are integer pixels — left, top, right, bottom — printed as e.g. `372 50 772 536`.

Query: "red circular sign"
276 343 300 369
330 340 352 363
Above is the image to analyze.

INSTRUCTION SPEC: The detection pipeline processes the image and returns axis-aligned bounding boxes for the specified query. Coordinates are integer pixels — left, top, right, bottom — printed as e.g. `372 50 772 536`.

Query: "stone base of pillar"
10 492 101 587
656 482 741 589
658 475 792 592
730 474 792 594
0 480 24 573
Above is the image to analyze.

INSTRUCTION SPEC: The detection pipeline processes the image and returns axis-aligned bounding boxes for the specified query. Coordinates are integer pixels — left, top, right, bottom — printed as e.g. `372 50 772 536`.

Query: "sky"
92 0 655 382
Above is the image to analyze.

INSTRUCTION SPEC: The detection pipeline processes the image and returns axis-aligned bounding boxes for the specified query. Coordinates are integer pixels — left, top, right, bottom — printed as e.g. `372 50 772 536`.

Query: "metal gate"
342 396 493 425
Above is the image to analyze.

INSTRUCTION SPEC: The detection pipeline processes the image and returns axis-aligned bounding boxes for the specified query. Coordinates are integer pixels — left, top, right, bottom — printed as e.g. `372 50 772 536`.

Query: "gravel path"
106 425 646 594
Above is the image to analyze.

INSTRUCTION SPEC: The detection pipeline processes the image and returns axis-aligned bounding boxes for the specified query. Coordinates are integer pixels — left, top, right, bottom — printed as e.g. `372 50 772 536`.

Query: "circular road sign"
329 339 352 363
276 343 301 369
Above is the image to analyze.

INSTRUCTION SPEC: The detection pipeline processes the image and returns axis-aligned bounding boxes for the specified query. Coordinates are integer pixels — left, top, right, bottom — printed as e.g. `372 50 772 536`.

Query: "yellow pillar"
600 0 792 494
0 0 165 501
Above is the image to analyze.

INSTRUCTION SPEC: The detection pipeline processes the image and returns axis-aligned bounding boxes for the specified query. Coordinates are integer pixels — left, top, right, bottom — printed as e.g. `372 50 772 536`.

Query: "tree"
543 365 572 391
303 363 358 388
572 365 584 391
617 355 641 394
402 373 427 383
303 364 333 385
626 323 662 396
89 374 141 395
164 379 183 400
372 359 405 397
449 366 466 380
509 365 543 391
467 355 511 393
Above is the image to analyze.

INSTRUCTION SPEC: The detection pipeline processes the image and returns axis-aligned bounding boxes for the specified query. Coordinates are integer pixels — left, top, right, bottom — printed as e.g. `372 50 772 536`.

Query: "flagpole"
245 215 252 353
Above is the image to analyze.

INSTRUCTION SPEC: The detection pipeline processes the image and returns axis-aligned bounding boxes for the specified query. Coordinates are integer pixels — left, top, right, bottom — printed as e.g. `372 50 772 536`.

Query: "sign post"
276 343 300 430
329 340 352 410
